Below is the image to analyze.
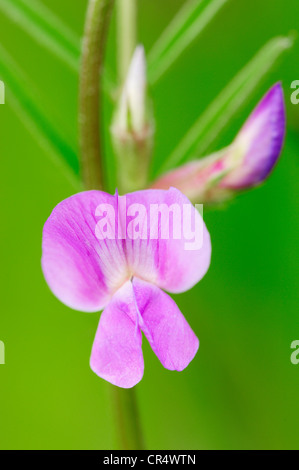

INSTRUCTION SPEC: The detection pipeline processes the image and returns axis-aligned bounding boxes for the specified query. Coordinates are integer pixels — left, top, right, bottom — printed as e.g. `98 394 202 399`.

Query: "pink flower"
152 84 286 203
42 188 211 388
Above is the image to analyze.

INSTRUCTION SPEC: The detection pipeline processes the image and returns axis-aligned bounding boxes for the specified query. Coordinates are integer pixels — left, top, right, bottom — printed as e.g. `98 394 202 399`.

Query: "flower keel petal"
90 282 144 388
133 278 199 371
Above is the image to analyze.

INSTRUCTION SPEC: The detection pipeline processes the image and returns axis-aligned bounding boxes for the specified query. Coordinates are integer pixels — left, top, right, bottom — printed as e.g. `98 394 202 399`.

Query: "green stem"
79 0 114 190
111 386 145 450
109 0 146 451
116 0 137 82
79 0 145 450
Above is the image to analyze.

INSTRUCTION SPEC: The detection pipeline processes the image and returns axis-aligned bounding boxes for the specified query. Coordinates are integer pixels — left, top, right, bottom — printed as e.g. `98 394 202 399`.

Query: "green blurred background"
0 0 299 450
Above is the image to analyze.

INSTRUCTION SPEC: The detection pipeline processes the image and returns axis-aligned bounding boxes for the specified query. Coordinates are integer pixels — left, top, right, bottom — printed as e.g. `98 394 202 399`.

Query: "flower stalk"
111 387 145 450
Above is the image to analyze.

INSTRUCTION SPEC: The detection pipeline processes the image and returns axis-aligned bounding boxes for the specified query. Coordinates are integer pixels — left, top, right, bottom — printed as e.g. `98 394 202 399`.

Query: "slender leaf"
148 0 228 84
0 0 80 70
0 44 81 189
0 0 114 93
161 36 294 173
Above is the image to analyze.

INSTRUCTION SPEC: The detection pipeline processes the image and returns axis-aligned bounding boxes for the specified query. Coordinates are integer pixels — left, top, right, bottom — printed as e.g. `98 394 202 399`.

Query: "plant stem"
79 0 114 190
79 0 145 450
109 0 146 451
116 0 137 82
111 386 145 450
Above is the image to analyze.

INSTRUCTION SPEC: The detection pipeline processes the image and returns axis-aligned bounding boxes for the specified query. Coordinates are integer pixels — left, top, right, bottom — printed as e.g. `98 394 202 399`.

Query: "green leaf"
0 0 114 93
161 36 294 172
148 0 229 84
0 44 81 189
0 0 80 71
0 0 114 186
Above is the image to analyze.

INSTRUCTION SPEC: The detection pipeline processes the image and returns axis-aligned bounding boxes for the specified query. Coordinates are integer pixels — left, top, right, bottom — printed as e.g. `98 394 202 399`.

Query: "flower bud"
220 83 286 189
111 45 154 193
152 83 286 203
112 45 152 136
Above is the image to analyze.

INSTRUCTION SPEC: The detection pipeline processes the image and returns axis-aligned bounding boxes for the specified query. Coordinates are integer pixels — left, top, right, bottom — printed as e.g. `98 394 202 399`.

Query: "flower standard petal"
90 281 144 388
123 187 211 294
42 188 211 310
42 190 128 312
132 278 199 371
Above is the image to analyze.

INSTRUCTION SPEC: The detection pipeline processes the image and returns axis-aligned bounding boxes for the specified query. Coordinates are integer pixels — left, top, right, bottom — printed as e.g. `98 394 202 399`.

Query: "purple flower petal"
42 191 127 312
124 188 211 294
151 83 286 201
221 83 286 189
91 278 199 386
133 278 199 371
90 281 144 388
42 188 211 312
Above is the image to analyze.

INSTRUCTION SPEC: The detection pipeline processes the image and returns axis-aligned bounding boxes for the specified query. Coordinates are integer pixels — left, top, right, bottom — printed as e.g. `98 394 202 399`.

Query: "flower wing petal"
133 278 199 371
90 281 144 388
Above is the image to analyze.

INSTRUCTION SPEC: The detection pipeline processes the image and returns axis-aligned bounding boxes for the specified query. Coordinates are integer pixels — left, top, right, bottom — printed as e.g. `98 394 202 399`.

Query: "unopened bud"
111 45 154 193
112 45 151 137
152 83 286 204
